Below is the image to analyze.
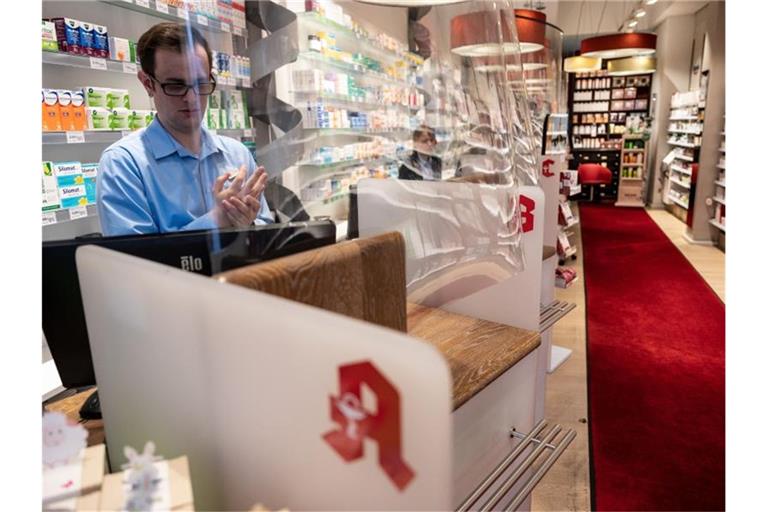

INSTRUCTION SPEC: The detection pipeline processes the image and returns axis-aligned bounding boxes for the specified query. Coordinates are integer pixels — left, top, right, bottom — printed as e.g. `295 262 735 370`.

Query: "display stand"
664 90 705 225
709 116 725 250
615 134 646 207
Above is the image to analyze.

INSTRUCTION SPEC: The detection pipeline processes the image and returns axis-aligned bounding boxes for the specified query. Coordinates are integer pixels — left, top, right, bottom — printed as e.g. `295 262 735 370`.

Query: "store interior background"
29 0 767 510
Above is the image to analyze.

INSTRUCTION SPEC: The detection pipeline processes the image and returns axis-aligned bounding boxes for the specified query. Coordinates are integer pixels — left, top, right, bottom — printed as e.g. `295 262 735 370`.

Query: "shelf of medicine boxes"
296 52 414 89
291 90 413 113
43 204 99 227
297 11 424 68
102 0 246 36
42 51 251 89
42 129 253 145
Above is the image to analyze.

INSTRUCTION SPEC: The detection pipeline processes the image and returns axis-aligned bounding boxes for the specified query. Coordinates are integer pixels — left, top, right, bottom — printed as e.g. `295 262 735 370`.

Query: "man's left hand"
222 166 268 227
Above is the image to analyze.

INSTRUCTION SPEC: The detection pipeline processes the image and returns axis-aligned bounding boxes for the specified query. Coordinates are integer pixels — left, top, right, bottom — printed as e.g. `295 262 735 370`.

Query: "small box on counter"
98 456 194 512
43 444 106 511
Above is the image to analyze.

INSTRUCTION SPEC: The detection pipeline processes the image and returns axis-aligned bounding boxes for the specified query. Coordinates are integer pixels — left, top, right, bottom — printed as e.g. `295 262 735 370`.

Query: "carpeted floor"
579 204 725 511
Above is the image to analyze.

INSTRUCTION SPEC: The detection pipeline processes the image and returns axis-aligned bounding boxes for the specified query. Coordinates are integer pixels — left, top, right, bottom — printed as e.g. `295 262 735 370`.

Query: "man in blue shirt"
97 22 272 236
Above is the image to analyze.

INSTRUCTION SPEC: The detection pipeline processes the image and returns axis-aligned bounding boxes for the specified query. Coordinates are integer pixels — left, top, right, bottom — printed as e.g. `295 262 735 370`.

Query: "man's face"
141 44 210 135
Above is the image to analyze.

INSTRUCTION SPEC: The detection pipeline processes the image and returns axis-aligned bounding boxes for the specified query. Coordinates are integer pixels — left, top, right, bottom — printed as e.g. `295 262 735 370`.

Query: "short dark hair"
137 22 212 76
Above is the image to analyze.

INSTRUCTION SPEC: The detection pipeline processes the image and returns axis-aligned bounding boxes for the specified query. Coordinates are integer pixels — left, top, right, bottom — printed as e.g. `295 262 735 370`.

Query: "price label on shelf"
233 26 243 37
135 0 150 8
42 212 57 226
69 206 88 221
122 62 138 74
66 131 85 144
89 57 107 70
243 129 253 137
155 0 169 14
196 14 208 26
221 23 230 33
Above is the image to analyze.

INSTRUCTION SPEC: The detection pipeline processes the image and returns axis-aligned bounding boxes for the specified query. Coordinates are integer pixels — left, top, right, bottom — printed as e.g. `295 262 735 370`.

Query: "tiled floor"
531 205 724 511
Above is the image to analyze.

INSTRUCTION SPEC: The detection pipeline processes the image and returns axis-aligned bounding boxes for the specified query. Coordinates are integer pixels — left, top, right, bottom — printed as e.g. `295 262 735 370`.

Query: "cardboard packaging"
87 107 110 131
108 37 131 62
81 163 98 204
83 86 109 108
127 110 148 130
106 89 130 109
56 90 76 132
49 18 81 54
42 161 61 212
42 89 62 132
43 444 106 511
70 90 88 131
99 456 194 511
78 21 94 56
92 25 109 58
108 108 130 130
42 20 58 52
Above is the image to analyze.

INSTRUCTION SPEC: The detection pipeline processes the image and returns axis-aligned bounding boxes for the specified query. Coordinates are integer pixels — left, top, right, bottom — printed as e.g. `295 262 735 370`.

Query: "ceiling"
517 0 710 36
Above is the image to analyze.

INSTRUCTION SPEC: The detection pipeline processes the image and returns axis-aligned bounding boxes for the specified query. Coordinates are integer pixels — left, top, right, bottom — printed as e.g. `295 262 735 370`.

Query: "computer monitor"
43 221 337 389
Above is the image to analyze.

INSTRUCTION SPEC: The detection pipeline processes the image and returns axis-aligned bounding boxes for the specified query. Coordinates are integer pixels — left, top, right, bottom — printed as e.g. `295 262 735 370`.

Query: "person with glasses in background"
97 23 272 236
398 125 442 181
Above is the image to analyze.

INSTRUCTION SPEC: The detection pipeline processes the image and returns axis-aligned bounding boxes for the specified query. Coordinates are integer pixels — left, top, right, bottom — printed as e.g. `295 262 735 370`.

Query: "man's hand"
211 165 268 228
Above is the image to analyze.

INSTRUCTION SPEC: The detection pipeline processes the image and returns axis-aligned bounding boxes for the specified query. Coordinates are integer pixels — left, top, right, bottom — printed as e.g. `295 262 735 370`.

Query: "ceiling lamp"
607 56 656 76
451 9 545 57
581 32 656 59
354 0 467 6
563 55 602 73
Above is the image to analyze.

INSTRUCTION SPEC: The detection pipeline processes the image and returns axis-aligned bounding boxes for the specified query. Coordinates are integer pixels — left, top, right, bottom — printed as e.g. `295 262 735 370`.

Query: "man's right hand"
211 165 247 228
211 165 268 228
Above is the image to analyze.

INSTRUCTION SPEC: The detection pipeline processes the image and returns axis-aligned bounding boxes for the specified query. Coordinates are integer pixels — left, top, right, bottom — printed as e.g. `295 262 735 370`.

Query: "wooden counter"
407 303 541 410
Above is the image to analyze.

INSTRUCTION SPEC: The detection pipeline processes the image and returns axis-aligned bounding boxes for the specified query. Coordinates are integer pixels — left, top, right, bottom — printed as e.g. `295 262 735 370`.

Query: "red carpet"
579 204 725 511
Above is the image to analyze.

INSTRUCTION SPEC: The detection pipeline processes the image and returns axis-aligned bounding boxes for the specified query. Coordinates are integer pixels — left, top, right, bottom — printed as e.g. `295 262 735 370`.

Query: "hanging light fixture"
451 9 545 57
562 1 602 73
580 33 656 59
606 55 656 76
564 55 602 73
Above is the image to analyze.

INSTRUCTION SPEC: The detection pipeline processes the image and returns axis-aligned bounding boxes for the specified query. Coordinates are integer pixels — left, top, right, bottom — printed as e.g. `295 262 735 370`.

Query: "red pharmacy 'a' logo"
542 158 556 177
323 361 415 491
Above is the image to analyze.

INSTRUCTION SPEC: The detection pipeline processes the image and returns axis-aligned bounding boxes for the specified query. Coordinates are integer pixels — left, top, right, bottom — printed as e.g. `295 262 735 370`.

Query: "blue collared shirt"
97 118 273 236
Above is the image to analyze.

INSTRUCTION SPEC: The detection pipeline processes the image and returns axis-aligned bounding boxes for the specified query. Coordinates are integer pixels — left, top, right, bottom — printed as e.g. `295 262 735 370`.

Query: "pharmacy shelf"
670 165 692 176
621 163 644 167
43 128 251 145
560 217 580 230
674 154 694 162
42 51 250 89
712 196 726 206
291 90 412 112
709 219 726 232
719 146 726 152
667 140 697 148
623 149 645 153
303 127 411 139
102 0 244 36
669 177 691 189
669 116 699 121
620 177 644 181
297 155 393 171
297 11 421 66
561 184 581 196
42 204 99 226
715 180 726 187
296 52 411 87
669 196 689 209
717 163 726 170
668 129 701 135
548 131 567 136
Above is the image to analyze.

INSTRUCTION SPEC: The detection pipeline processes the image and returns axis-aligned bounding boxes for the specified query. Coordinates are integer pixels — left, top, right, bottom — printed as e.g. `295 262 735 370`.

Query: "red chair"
578 163 613 202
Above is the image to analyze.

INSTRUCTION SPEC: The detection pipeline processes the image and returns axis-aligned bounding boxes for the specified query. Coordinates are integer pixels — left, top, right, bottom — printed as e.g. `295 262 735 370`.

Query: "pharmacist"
398 125 443 181
97 22 272 236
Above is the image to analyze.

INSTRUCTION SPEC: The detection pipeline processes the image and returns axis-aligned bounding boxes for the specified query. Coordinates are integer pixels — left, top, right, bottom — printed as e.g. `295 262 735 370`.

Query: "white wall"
647 14 696 207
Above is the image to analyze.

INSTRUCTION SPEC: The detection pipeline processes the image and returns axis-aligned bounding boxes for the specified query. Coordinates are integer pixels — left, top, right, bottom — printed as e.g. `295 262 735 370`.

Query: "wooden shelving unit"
615 134 647 207
710 117 725 251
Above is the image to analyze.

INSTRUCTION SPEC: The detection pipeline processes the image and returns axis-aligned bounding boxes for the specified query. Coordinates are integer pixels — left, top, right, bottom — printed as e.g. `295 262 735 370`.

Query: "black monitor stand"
79 389 101 420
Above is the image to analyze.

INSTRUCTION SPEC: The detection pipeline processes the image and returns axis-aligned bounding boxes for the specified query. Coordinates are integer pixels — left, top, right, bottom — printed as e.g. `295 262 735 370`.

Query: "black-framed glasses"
148 73 217 97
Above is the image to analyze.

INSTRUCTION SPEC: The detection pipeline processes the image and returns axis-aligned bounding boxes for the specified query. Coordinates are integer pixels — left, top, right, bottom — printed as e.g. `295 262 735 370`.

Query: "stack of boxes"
42 161 98 214
42 17 139 64
206 90 250 130
43 87 156 132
